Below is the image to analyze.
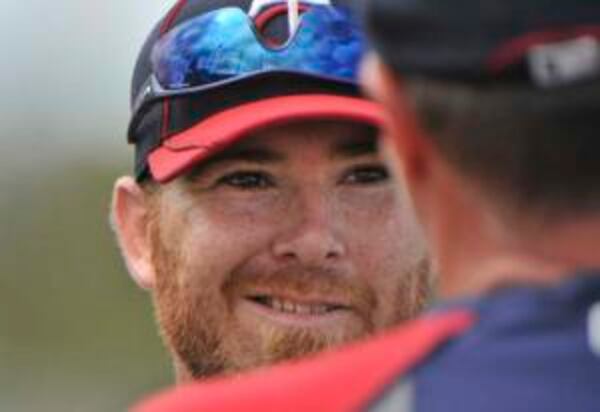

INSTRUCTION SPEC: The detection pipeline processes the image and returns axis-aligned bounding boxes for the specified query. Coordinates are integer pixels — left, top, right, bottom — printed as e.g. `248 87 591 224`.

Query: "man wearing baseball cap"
133 0 600 411
111 0 432 385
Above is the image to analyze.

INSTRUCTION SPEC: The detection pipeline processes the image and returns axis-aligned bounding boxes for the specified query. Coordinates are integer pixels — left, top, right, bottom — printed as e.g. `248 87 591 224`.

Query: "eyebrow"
330 135 379 159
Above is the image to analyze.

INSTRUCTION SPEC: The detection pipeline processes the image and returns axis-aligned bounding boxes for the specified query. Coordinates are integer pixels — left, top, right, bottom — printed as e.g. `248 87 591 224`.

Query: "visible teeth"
296 304 310 315
272 298 284 312
311 305 327 315
283 300 295 313
263 298 335 315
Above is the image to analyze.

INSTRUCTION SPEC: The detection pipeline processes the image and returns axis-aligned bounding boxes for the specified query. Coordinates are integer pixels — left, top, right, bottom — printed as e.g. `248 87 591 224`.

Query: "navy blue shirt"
371 272 600 411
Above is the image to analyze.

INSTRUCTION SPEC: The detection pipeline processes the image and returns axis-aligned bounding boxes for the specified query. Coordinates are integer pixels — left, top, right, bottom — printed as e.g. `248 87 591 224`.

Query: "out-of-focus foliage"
0 1 176 410
0 161 171 411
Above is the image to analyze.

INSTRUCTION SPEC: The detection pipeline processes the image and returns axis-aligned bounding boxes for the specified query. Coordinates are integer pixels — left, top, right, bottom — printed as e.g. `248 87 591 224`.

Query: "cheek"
160 195 285 288
339 188 426 284
341 187 424 253
201 194 285 252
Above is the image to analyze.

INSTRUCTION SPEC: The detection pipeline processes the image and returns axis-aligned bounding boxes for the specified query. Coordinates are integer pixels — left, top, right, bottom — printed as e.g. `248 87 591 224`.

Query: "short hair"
401 77 600 216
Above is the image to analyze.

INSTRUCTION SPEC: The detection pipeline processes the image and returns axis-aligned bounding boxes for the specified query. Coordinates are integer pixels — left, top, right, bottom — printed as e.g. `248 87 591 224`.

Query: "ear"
111 177 157 290
360 53 431 187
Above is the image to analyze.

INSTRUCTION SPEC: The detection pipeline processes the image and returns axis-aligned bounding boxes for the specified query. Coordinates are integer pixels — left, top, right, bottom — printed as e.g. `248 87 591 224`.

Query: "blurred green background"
1 2 176 410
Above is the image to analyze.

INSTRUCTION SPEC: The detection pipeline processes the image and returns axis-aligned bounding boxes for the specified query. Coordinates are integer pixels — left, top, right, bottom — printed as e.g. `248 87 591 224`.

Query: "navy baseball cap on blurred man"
363 0 600 86
128 0 384 183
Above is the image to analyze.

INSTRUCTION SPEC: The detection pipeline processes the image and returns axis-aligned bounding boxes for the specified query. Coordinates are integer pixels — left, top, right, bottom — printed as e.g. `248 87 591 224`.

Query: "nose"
272 192 346 265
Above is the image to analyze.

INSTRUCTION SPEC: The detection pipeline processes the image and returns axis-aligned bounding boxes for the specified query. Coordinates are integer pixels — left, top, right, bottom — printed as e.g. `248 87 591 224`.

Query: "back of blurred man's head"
364 0 600 219
361 0 600 297
389 74 600 219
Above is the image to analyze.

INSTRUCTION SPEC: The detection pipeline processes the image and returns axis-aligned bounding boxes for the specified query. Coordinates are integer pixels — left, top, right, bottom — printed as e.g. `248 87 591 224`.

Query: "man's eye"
216 171 274 190
343 165 390 185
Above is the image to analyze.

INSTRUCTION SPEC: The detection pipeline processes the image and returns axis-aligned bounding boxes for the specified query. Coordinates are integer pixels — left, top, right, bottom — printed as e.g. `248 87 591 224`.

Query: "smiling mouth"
247 295 349 316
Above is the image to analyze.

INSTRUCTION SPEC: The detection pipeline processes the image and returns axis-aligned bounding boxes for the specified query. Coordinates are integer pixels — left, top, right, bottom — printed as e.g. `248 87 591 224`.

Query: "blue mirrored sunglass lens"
151 6 365 90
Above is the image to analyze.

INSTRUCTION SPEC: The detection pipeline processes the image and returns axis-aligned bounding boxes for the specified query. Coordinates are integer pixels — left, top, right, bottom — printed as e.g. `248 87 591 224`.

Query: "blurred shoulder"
133 310 474 412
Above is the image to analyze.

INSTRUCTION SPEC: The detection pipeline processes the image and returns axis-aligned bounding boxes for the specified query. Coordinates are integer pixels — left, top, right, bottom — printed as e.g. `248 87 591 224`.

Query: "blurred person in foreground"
111 0 432 385
133 0 600 411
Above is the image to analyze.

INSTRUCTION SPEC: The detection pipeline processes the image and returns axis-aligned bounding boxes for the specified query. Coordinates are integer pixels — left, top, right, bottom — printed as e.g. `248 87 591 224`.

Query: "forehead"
216 120 379 159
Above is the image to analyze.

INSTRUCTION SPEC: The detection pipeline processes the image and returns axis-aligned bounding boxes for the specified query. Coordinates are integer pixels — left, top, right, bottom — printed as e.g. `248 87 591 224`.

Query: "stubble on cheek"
147 206 231 379
392 256 435 322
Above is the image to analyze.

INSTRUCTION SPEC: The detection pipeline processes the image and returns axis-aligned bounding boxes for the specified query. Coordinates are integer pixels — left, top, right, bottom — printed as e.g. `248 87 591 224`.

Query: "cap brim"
148 94 385 183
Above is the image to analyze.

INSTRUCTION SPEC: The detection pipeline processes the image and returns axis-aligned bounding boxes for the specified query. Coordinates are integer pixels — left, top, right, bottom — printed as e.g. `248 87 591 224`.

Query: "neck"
428 191 600 299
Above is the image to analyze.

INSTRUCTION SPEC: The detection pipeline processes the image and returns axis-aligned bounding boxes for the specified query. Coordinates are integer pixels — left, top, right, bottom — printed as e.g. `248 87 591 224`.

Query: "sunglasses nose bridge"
287 0 300 35
253 2 312 48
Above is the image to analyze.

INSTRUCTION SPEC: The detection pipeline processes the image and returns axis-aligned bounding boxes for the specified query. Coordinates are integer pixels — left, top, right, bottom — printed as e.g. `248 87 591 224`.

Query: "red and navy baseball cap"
363 0 600 86
128 0 384 183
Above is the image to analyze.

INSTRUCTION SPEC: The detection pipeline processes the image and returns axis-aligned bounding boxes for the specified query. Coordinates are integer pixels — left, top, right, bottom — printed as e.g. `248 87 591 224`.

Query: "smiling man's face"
120 120 431 380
